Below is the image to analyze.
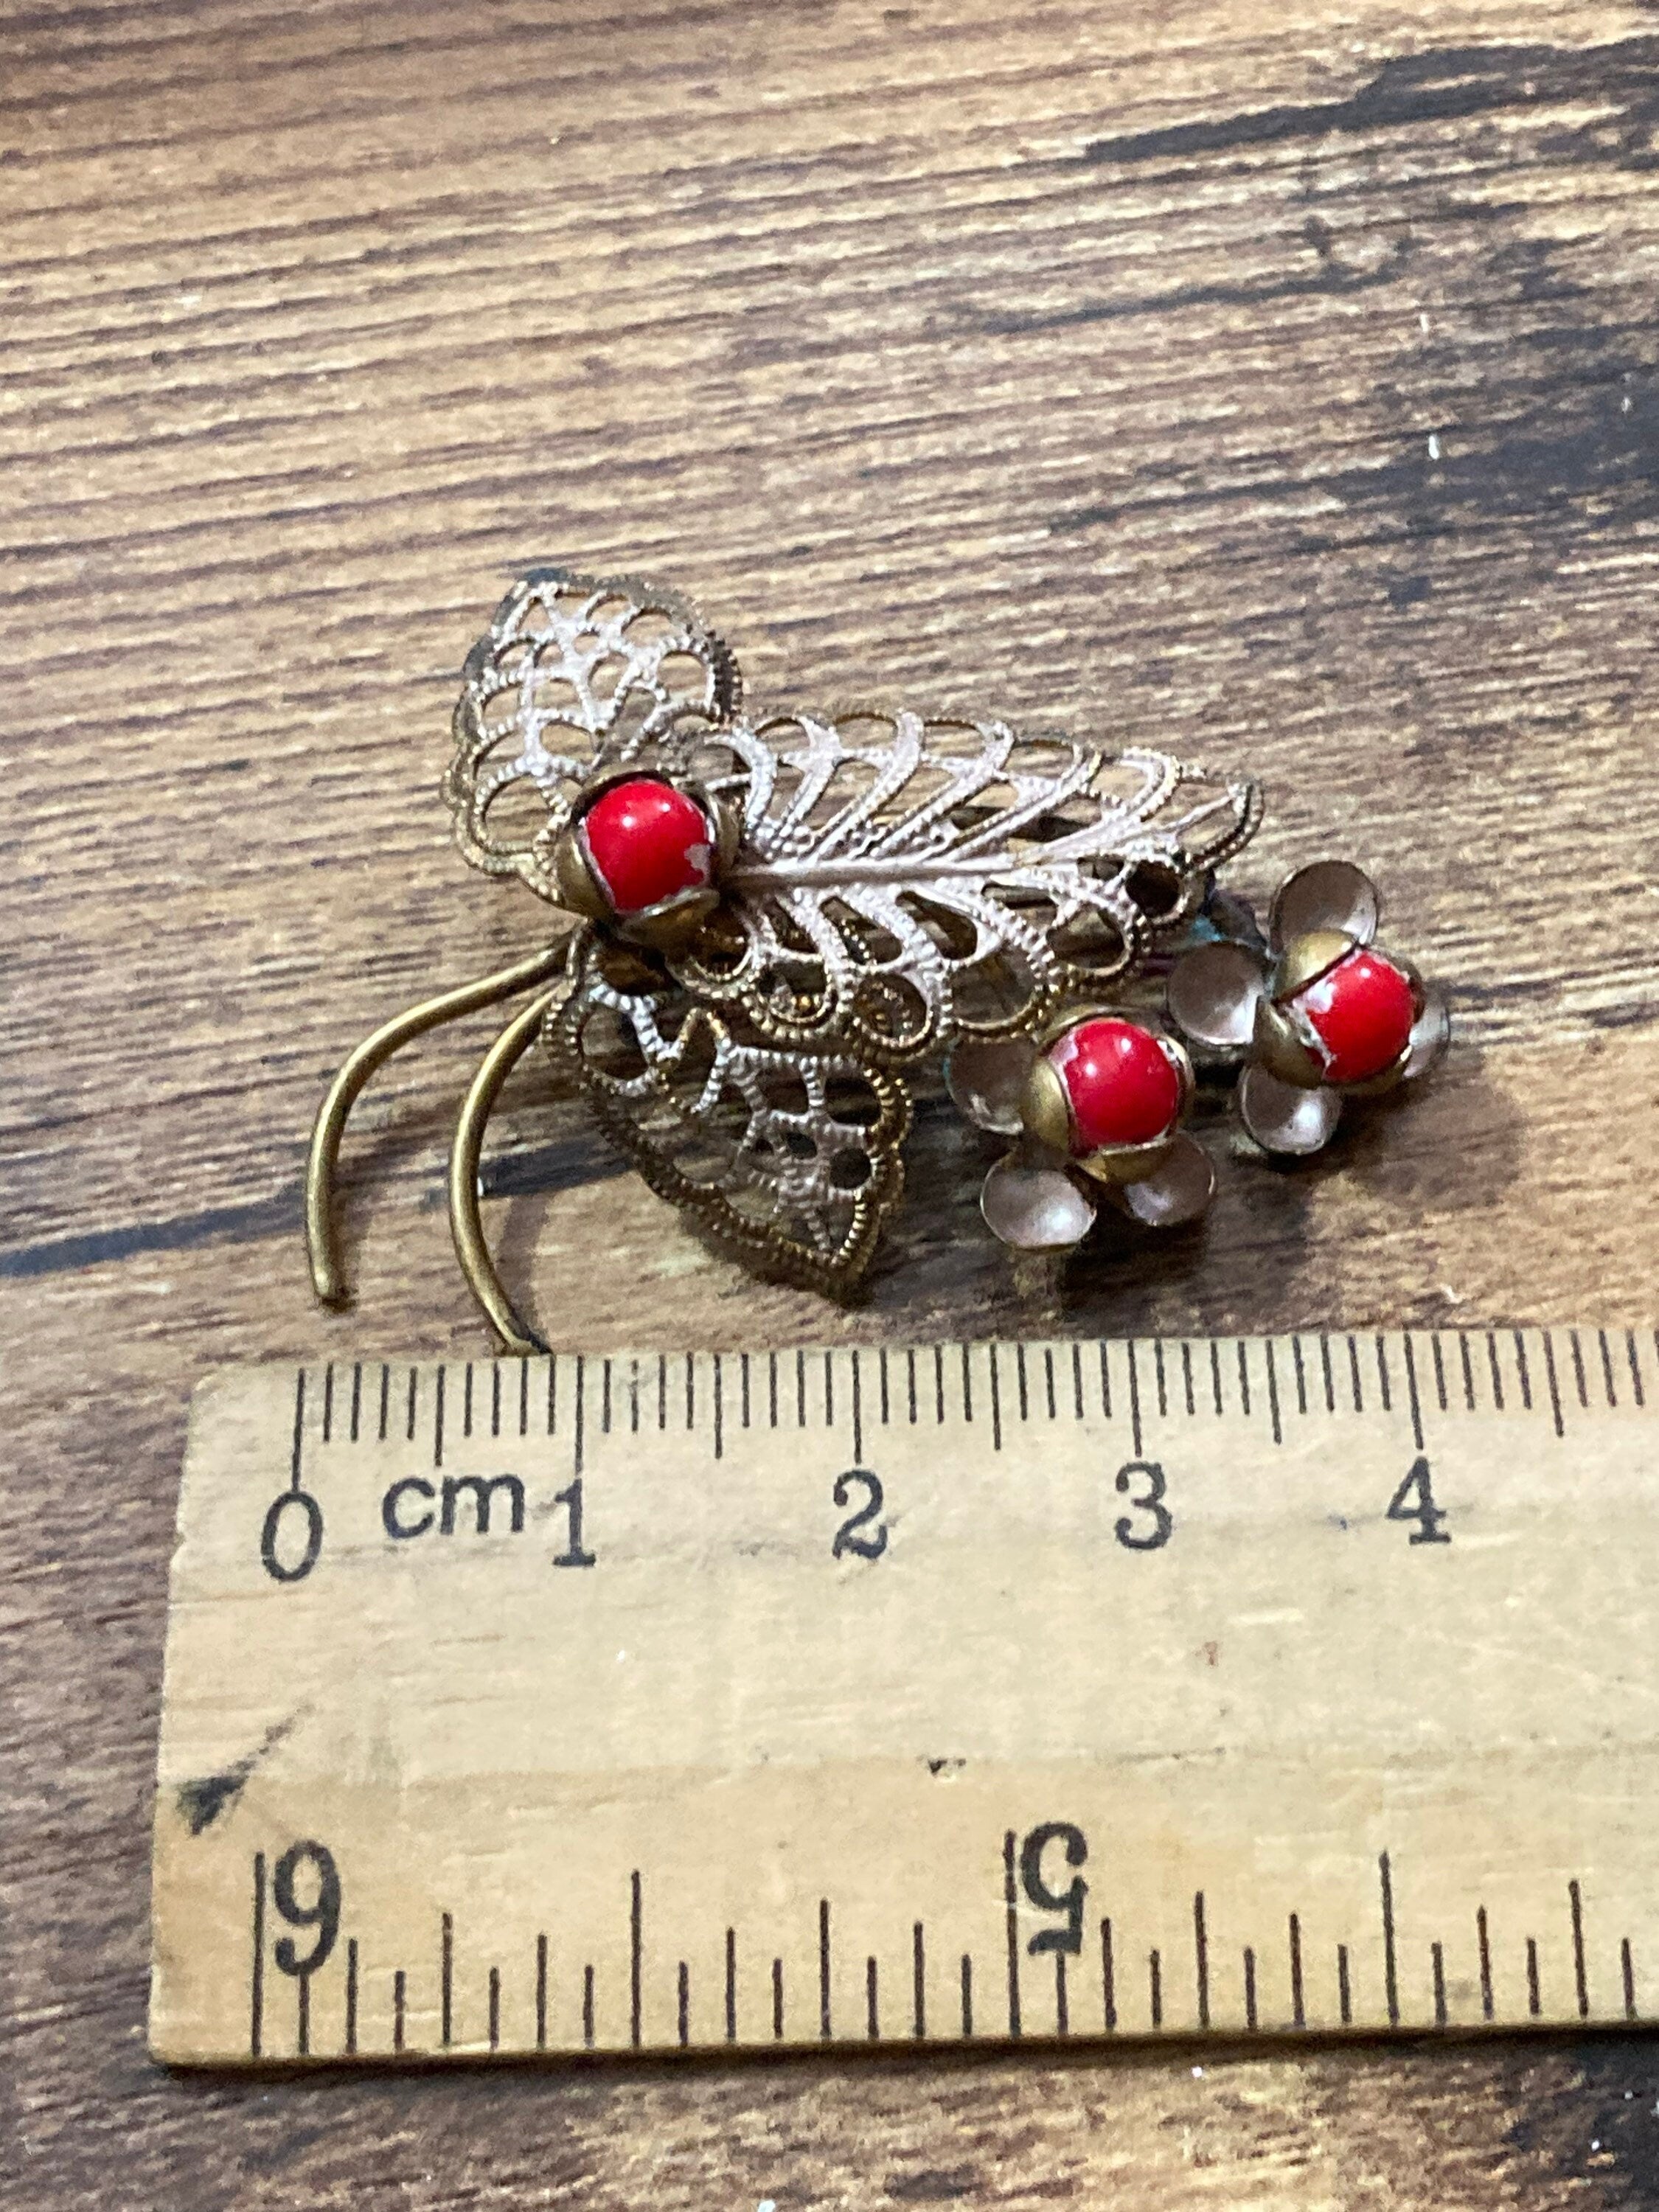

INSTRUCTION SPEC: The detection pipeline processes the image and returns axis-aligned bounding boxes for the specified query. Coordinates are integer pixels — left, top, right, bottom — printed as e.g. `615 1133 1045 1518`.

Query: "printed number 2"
1386 1455 1450 1545
832 1470 888 1559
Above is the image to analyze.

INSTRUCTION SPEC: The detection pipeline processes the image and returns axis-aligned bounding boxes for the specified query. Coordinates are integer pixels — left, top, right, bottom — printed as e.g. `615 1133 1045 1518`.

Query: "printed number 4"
1386 1455 1450 1545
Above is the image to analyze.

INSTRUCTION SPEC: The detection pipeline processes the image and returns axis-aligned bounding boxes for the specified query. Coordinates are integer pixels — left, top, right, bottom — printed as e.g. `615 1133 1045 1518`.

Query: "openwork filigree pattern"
445 567 740 895
552 937 909 1289
667 709 1260 1059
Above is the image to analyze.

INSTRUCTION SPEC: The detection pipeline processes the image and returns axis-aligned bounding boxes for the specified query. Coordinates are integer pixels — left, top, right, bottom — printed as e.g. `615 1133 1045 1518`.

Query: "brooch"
306 568 1446 1349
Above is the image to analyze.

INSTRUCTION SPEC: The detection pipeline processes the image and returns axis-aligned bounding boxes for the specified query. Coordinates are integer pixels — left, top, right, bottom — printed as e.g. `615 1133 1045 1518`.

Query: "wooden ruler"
151 1328 1659 2065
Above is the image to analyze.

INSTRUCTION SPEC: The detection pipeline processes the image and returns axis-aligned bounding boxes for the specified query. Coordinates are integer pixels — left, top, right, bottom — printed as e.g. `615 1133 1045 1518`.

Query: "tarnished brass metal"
1075 1133 1180 1188
1251 995 1326 1089
1019 1056 1072 1154
1270 928 1354 1004
305 939 572 1311
448 991 561 1358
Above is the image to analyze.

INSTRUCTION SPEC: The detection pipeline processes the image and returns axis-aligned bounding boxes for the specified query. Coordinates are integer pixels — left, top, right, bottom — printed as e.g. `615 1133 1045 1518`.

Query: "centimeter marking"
245 1848 1627 2062
173 1326 1659 2065
302 1325 1653 1474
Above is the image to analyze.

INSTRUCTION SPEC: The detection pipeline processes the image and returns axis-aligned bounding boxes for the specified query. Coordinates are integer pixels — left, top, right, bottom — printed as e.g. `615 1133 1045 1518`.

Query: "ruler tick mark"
434 1368 447 1467
289 1371 307 1492
488 1966 501 2051
1213 1338 1225 1417
1100 1919 1116 2031
1129 1343 1144 1456
1526 1937 1541 2017
912 1922 926 2037
1182 1340 1195 1419
349 1361 362 1444
1380 1853 1398 2026
1486 1332 1506 1413
1629 1329 1646 1408
713 1354 724 1462
1235 1340 1251 1422
796 1349 807 1430
1288 1913 1304 2028
321 1364 334 1444
658 1354 667 1433
819 1899 832 2039
1431 1942 1446 2028
879 1349 891 1428
741 1352 751 1431
678 1962 689 2048
1430 1333 1448 1414
768 1352 779 1430
1374 1333 1392 1414
822 1350 833 1430
1570 1330 1590 1410
378 1362 389 1442
547 1357 557 1437
1054 1952 1069 2037
1043 1346 1056 1421
1458 1332 1475 1412
866 1956 880 2039
1478 1906 1493 2019
1193 1891 1209 2026
1003 1831 1021 2037
630 1871 643 2048
1015 1343 1029 1425
582 1965 595 2048
772 1957 785 2040
686 1352 696 1433
1265 1340 1282 1446
960 1955 973 2038
518 1360 527 1439
441 1911 453 2046
1319 1333 1335 1415
1073 1342 1085 1422
1154 1340 1167 1420
574 1357 585 1475
462 1362 473 1440
1336 1944 1352 2026
249 1851 265 2059
1099 1340 1112 1422
1402 1335 1425 1452
1347 1335 1364 1413
1570 1879 1589 2018
403 1368 415 1448
344 1938 358 2056
1292 1335 1308 1419
1543 1332 1565 1436
961 1344 974 1427
1624 1938 1638 2020
1148 1950 1162 2030
601 1359 612 1438
1242 1947 1257 2031
1599 1327 1618 1408
990 1346 1003 1453
725 1928 737 2042
393 1968 406 2054
535 1934 548 2049
851 1352 863 1463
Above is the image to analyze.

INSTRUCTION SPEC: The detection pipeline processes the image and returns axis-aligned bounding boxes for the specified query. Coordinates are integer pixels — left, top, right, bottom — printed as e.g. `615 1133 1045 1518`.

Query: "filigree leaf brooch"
307 568 1447 1350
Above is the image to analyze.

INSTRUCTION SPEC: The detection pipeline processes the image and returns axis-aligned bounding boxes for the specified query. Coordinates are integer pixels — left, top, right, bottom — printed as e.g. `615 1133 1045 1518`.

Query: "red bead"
1292 947 1415 1085
1048 1018 1182 1154
580 779 715 916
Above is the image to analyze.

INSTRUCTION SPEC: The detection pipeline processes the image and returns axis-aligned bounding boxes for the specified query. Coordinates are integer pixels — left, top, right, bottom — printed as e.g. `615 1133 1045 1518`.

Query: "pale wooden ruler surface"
151 1329 1659 2065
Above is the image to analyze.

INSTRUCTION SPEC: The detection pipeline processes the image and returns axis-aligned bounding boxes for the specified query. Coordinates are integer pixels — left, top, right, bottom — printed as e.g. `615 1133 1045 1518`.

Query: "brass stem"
306 941 571 1310
448 992 561 1357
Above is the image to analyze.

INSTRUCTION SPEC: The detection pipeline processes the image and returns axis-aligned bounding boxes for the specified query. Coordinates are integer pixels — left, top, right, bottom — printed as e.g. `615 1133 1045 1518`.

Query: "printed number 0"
832 1470 888 1559
1114 1461 1172 1551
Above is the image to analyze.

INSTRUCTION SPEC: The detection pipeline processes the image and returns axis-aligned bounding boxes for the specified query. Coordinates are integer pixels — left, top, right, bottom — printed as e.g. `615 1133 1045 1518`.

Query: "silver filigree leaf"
549 936 910 1292
445 567 740 895
669 709 1261 1061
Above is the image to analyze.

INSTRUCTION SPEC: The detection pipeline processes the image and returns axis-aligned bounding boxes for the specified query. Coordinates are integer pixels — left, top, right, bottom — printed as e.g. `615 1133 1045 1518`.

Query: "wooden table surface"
7 0 1659 2201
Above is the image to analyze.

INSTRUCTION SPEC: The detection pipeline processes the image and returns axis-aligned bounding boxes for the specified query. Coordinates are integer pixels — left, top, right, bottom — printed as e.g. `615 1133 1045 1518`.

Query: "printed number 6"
1114 1460 1172 1551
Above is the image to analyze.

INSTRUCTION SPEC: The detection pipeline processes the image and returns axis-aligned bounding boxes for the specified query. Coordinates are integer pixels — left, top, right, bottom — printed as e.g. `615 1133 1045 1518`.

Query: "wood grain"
4 0 1659 2202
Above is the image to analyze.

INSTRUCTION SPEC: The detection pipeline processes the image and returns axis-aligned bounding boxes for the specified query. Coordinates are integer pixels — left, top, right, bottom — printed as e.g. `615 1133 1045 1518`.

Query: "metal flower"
947 1017 1214 1253
1164 860 1450 1157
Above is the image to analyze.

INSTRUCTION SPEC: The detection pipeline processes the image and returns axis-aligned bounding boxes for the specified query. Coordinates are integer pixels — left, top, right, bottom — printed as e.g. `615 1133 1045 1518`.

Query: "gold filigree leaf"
669 710 1261 1061
445 568 740 897
549 939 910 1293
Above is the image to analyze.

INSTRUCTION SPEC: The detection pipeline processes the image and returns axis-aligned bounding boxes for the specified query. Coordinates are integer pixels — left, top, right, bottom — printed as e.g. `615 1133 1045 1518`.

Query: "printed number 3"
1114 1460 1172 1551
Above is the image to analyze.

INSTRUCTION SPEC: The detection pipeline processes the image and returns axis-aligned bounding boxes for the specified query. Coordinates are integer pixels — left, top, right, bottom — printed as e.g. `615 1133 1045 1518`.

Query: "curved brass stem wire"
306 942 571 1311
448 990 562 1357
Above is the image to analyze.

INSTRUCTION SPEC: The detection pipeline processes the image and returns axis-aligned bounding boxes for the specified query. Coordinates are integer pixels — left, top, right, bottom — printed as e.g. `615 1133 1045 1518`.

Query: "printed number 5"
1114 1460 1172 1551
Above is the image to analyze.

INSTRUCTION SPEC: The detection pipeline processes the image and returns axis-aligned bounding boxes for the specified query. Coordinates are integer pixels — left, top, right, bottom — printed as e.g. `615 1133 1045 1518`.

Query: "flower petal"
1118 1133 1215 1226
946 1035 1037 1135
1402 987 1450 1082
981 1153 1096 1249
1165 940 1267 1054
1269 860 1380 952
1238 1064 1343 1155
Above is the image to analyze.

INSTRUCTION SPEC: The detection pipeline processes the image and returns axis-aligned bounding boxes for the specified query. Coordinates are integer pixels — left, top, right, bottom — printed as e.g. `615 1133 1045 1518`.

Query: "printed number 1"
1386 1455 1450 1545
